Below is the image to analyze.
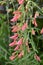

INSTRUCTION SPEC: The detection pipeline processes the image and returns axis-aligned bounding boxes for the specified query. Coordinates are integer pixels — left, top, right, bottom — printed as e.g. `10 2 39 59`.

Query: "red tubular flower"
40 28 43 34
12 25 20 32
25 41 28 46
10 33 18 40
14 46 19 51
22 23 28 31
11 10 22 22
32 29 35 35
17 0 24 4
9 55 16 61
18 52 22 58
34 12 39 18
17 38 23 45
34 54 41 62
9 41 17 47
36 55 41 62
18 51 24 58
32 19 38 27
11 14 21 22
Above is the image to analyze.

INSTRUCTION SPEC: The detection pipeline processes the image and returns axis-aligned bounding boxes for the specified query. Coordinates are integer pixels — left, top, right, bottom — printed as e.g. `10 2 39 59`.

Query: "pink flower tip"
18 51 24 58
17 0 24 5
32 29 35 35
17 38 23 45
22 23 28 31
32 19 38 27
14 46 19 51
9 55 16 61
40 28 43 34
9 41 17 47
34 54 41 62
10 33 18 40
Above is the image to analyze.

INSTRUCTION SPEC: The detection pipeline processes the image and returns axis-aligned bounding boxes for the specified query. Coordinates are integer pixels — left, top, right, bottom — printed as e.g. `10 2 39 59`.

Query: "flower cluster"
9 0 30 61
9 0 42 62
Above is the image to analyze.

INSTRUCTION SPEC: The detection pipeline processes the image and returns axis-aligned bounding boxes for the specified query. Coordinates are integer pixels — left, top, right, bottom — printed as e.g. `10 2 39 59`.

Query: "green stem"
27 1 43 15
6 0 10 43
